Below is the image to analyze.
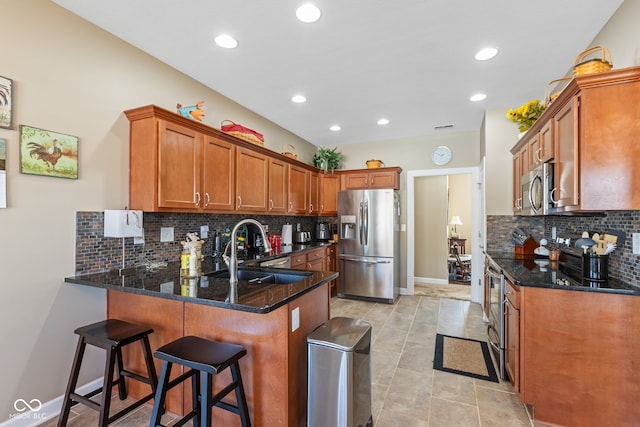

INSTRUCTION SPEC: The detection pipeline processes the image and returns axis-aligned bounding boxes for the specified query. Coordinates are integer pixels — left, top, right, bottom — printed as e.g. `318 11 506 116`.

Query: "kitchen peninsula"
65 257 338 426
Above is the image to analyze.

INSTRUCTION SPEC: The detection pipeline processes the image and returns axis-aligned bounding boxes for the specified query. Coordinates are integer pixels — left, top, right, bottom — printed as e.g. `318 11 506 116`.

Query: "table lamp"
449 215 462 238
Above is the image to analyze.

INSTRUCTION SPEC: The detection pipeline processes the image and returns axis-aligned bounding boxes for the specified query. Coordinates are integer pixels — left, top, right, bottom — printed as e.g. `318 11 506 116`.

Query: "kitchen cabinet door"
268 157 287 214
319 173 339 216
553 96 579 209
538 120 554 163
287 164 308 215
202 136 235 211
341 168 401 190
505 279 520 392
235 147 268 212
157 120 202 210
512 152 522 214
308 171 319 215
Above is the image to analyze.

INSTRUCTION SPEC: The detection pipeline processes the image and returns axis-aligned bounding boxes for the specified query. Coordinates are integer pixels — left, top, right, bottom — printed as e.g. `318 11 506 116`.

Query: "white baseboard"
0 378 103 427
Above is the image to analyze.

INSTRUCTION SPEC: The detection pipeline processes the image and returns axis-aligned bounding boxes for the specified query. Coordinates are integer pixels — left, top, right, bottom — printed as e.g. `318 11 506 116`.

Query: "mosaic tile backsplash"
487 212 640 284
75 211 336 275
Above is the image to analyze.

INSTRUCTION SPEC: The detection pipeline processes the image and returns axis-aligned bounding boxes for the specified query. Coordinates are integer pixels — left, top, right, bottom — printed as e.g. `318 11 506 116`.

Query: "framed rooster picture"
19 125 78 179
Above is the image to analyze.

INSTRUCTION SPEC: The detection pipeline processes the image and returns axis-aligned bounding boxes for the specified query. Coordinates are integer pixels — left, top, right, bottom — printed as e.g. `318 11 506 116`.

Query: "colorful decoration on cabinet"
176 100 205 121
19 125 78 179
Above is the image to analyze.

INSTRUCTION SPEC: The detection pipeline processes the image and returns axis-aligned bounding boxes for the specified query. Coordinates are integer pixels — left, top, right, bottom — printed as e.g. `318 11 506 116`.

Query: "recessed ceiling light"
291 95 307 103
475 47 498 61
377 118 389 125
214 34 238 49
330 125 341 131
470 93 487 102
296 4 321 23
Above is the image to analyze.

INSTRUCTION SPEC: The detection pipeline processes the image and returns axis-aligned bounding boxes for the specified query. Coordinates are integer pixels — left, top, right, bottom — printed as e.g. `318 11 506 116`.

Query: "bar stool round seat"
58 319 158 427
150 335 251 427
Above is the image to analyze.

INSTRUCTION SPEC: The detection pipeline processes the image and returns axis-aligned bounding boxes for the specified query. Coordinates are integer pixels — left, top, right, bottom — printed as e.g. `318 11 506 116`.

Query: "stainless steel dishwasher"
259 256 291 269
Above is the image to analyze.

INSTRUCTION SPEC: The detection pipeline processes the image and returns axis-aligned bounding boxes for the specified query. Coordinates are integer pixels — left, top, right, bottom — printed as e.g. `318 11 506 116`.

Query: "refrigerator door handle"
359 201 364 244
363 199 369 245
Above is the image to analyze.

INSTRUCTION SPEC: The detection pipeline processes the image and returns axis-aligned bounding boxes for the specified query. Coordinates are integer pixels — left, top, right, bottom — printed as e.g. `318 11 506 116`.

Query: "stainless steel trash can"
307 317 373 427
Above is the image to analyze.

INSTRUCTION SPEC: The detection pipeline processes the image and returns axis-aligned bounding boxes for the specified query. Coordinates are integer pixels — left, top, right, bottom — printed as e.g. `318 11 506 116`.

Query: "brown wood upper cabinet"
235 147 269 212
319 173 339 216
268 157 287 214
308 171 319 215
287 164 308 215
341 167 402 190
511 66 640 213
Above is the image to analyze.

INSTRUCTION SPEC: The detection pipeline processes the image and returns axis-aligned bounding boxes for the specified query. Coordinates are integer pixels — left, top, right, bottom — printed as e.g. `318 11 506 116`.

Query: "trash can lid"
307 317 372 351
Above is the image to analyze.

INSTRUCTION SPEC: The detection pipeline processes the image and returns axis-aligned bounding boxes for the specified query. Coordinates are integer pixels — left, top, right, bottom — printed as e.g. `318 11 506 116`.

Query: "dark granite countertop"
486 251 640 296
65 243 338 313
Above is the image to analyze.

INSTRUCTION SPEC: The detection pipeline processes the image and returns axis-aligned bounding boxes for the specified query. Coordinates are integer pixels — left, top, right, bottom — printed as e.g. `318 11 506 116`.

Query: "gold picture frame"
19 125 78 179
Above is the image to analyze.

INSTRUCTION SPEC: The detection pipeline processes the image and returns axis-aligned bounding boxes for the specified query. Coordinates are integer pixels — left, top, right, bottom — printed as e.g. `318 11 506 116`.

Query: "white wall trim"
414 277 449 285
0 378 103 427
407 166 483 304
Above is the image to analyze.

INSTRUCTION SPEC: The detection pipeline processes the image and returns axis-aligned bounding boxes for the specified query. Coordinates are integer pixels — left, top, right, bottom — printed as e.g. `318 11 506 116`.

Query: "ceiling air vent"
434 124 454 130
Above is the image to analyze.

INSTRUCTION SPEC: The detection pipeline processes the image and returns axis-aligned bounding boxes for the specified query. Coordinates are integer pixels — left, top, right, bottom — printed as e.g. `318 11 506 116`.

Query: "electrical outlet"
160 227 174 242
291 307 300 332
633 233 640 255
200 225 209 239
134 228 145 245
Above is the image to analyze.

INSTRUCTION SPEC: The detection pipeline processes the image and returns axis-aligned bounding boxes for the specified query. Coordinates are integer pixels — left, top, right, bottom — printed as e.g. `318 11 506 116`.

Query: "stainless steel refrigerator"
338 189 400 304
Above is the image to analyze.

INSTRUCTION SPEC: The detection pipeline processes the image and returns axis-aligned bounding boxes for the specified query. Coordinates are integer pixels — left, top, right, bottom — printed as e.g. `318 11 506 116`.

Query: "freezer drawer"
338 255 397 303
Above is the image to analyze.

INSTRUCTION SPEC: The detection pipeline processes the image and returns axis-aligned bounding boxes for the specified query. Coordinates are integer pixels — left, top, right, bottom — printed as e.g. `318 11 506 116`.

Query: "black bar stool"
58 319 158 427
149 335 251 427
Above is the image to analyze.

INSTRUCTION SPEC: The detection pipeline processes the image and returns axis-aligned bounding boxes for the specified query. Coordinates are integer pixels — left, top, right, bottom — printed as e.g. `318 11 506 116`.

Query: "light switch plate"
633 233 640 255
291 307 300 332
200 225 209 239
160 227 174 242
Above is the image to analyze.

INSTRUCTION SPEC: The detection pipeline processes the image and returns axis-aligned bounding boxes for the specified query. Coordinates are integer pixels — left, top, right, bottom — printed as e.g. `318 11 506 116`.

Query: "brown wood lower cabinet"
519 287 639 427
107 284 329 426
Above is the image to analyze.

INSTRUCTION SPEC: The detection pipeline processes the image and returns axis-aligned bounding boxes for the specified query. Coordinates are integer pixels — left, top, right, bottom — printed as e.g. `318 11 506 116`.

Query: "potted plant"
312 146 342 173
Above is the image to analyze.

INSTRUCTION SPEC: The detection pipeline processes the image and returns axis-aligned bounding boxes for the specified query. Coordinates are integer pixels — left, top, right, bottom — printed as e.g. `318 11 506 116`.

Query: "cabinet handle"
269 199 274 211
371 177 375 184
536 148 543 163
237 195 242 208
321 204 324 212
289 201 293 212
550 188 558 205
195 192 201 207
364 178 368 185
204 193 210 207
309 203 314 213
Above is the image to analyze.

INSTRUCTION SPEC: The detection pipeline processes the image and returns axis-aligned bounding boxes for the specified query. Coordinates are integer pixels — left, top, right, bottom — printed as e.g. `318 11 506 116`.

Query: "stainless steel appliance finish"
307 317 373 427
521 162 554 215
259 256 291 269
315 222 331 241
485 256 507 380
338 189 400 304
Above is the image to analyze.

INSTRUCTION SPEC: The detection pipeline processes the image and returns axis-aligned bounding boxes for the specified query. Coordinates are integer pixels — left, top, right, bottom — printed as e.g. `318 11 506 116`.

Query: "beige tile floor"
40 288 533 427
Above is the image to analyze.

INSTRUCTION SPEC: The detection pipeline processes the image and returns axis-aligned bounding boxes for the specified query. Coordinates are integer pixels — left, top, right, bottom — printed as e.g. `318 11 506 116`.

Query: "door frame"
405 166 483 304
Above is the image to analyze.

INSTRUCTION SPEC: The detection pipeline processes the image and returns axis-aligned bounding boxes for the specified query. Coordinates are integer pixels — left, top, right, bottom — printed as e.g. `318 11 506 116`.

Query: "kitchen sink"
209 269 312 284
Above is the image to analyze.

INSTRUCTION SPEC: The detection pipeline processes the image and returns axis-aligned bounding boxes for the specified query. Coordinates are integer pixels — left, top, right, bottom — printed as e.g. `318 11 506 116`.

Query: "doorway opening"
405 166 483 304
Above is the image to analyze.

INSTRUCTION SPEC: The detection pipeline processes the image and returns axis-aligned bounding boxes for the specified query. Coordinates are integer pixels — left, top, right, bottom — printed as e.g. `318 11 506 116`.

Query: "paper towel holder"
104 208 143 276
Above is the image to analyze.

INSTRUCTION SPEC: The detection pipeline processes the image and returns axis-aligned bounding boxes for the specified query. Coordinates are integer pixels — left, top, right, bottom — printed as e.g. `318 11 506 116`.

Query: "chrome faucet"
225 219 272 292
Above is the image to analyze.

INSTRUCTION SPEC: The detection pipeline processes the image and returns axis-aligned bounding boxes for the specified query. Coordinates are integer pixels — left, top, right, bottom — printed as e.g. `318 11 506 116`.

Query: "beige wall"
448 174 472 249
0 0 316 418
414 176 448 279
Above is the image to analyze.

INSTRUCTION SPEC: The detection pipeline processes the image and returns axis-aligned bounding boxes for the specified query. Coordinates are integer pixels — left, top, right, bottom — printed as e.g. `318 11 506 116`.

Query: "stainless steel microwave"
521 162 554 215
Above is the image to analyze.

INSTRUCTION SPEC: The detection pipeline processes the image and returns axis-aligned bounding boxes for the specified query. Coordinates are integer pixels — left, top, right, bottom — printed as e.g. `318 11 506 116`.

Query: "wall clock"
431 145 452 166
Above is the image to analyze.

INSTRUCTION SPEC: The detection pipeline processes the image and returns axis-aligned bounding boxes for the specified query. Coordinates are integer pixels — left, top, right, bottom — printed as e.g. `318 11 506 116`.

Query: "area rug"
433 333 499 383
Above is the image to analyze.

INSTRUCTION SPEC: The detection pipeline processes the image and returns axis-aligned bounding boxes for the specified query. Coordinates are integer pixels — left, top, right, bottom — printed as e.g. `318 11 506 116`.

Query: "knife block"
514 237 538 259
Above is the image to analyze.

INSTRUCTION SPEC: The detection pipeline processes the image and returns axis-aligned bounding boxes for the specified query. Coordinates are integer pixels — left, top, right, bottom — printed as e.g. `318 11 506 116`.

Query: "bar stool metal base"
57 319 158 427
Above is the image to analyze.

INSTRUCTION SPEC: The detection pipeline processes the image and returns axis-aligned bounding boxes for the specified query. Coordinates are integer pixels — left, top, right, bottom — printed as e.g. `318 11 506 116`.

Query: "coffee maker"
315 222 331 241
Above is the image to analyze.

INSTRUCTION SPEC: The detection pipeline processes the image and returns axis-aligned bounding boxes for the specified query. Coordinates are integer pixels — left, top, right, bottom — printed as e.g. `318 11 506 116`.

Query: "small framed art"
0 76 12 129
20 125 78 179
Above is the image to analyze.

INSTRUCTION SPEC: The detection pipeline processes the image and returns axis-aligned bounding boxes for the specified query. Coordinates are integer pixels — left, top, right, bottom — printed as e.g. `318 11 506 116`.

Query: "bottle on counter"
180 245 190 277
189 246 198 277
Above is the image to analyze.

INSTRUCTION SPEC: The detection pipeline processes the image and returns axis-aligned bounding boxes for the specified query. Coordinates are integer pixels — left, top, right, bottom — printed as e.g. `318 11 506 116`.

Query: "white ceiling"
52 0 622 146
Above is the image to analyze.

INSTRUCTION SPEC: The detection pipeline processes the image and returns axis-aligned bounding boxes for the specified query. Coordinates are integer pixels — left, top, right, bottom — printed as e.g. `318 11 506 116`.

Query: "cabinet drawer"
307 248 325 260
290 254 306 268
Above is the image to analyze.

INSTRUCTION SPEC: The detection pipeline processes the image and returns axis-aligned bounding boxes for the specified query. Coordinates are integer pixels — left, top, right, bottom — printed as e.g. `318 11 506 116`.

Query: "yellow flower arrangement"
506 99 545 132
